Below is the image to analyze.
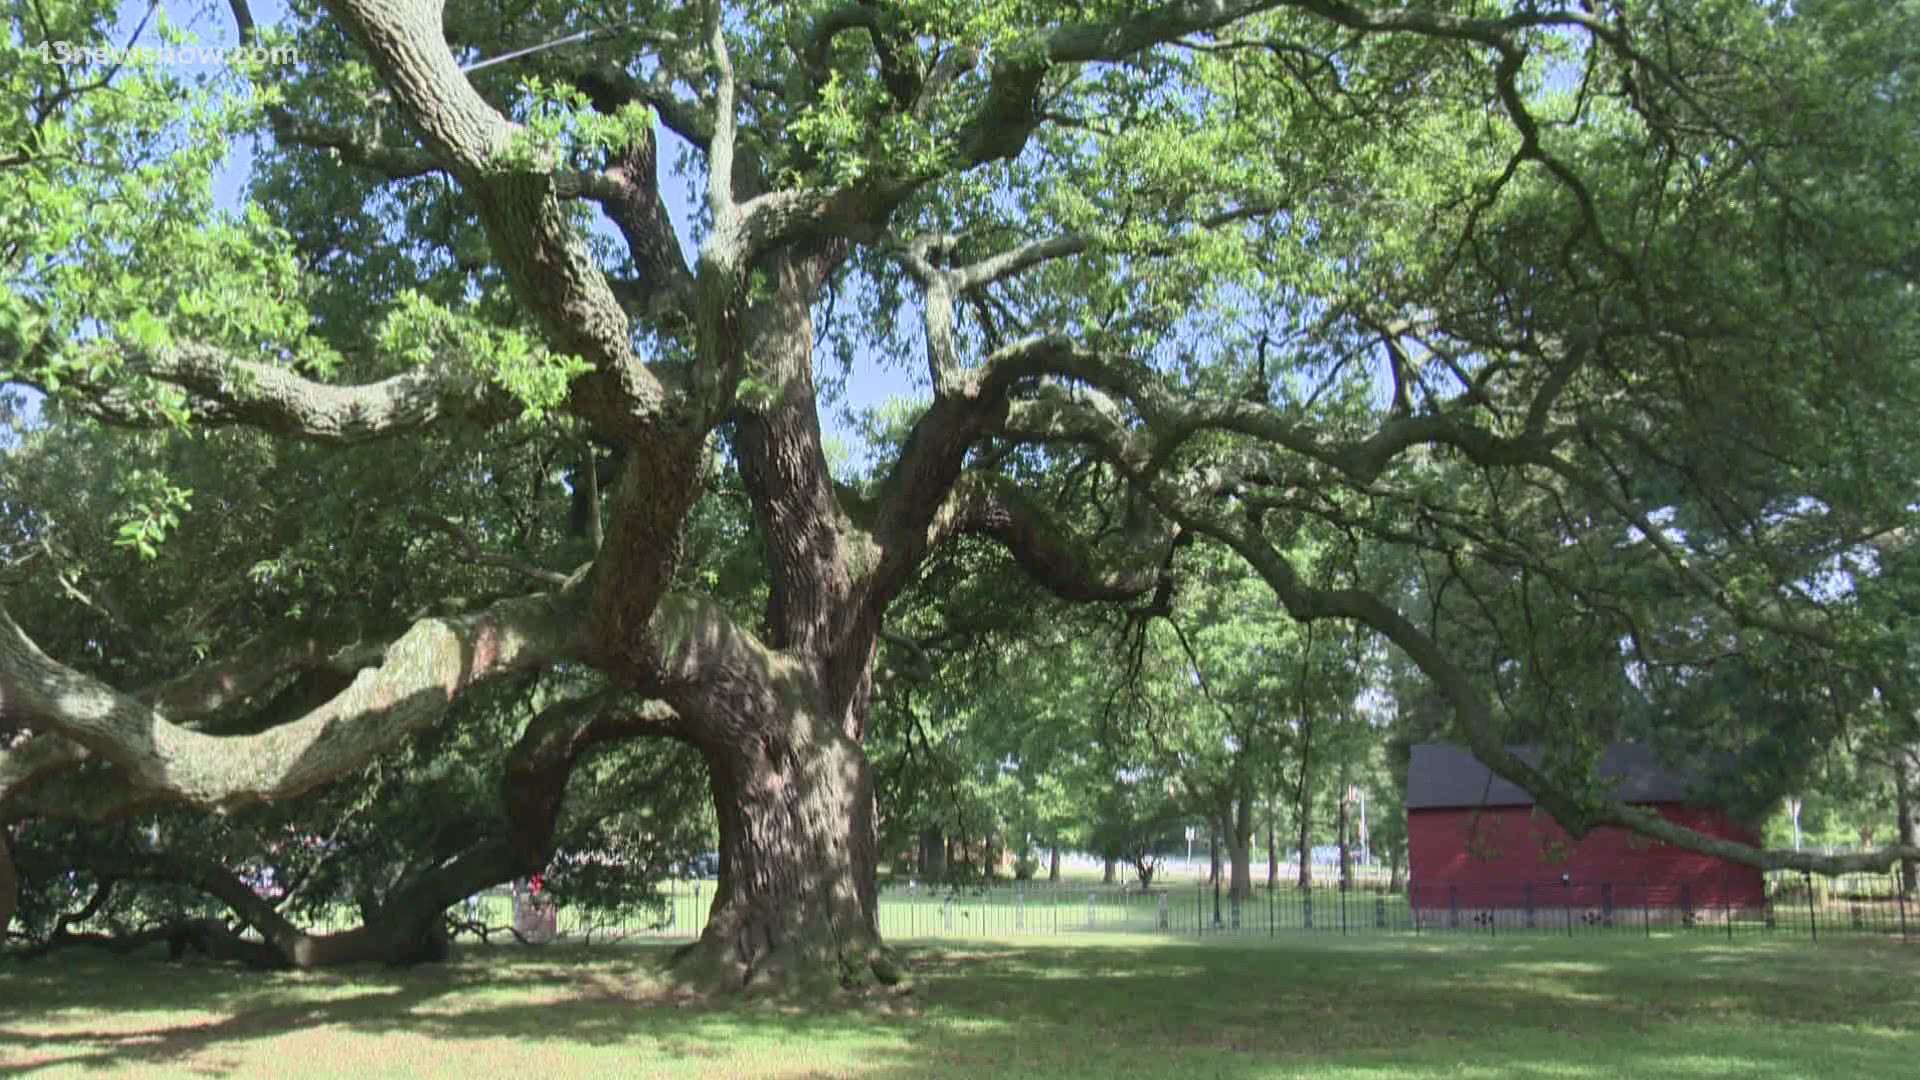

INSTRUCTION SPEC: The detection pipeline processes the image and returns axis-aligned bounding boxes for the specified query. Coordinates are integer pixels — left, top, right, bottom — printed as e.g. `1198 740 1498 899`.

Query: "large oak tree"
5 0 1919 991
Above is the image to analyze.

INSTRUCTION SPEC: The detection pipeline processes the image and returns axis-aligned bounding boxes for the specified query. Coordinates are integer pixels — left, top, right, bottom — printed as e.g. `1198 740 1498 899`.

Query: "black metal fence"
863 873 1915 943
305 872 1914 946
1398 872 1914 940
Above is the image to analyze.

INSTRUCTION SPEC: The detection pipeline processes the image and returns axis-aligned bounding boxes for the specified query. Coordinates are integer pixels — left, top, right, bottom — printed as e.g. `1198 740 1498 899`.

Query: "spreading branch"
0 592 582 814
26 342 519 445
412 511 576 588
932 473 1179 604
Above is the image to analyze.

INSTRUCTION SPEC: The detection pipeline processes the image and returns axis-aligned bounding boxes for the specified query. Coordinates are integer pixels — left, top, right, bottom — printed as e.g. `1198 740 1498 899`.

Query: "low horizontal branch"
0 592 583 814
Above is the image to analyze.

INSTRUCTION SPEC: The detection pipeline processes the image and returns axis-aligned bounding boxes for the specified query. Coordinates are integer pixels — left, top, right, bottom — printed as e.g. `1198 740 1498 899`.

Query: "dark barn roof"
1406 743 1723 811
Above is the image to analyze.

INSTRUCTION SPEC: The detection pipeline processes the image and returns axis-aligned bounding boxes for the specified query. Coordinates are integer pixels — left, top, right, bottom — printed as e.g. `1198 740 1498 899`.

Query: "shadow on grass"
3 935 1914 1077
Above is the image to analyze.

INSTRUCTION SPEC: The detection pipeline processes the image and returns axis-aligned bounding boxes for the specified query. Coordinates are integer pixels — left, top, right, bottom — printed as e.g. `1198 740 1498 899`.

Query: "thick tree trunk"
1048 845 1061 882
1102 856 1116 884
1208 828 1222 885
1388 845 1406 894
1228 796 1253 901
674 718 896 993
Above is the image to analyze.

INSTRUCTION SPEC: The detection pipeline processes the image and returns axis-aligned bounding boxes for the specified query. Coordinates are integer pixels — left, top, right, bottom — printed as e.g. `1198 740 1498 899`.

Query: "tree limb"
932 473 1179 604
412 511 575 588
44 342 519 445
0 592 583 813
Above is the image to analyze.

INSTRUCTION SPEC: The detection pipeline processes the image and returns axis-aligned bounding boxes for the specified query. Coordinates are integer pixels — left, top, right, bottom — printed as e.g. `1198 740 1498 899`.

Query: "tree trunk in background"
1389 845 1406 894
1336 775 1354 892
1048 846 1061 882
1267 820 1279 889
1102 856 1116 884
1294 707 1316 892
0 828 15 939
1898 750 1918 897
1208 828 1222 886
1228 795 1253 901
921 829 946 881
1295 803 1314 892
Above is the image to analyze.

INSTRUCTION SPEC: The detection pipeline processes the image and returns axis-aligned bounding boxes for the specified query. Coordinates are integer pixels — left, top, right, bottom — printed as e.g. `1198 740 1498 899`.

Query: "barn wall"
1407 803 1767 910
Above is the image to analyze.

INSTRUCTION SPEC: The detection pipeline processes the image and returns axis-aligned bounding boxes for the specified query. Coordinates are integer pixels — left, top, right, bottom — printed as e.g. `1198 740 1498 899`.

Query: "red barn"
1406 743 1766 919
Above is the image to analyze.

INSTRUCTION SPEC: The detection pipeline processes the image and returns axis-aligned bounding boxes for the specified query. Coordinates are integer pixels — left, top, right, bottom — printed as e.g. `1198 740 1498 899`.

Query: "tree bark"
1102 855 1116 884
1898 749 1918 897
1295 799 1314 892
1227 794 1253 901
1048 844 1061 882
1294 676 1317 892
0 594 578 817
675 715 894 992
1266 818 1279 888
1337 771 1354 892
0 826 15 939
1388 845 1406 894
920 828 946 881
11 693 669 968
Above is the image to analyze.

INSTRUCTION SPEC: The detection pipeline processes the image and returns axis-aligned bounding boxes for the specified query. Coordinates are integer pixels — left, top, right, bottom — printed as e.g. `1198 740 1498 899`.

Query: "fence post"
1899 884 1910 944
1602 882 1615 930
1375 895 1388 930
1565 880 1574 938
1525 883 1536 930
1447 885 1458 930
1340 886 1348 935
1804 872 1817 941
1269 884 1275 937
1305 892 1315 930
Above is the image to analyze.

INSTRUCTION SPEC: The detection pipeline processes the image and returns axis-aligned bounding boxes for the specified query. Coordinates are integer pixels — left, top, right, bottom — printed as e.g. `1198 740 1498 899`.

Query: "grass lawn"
2 934 1912 1078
